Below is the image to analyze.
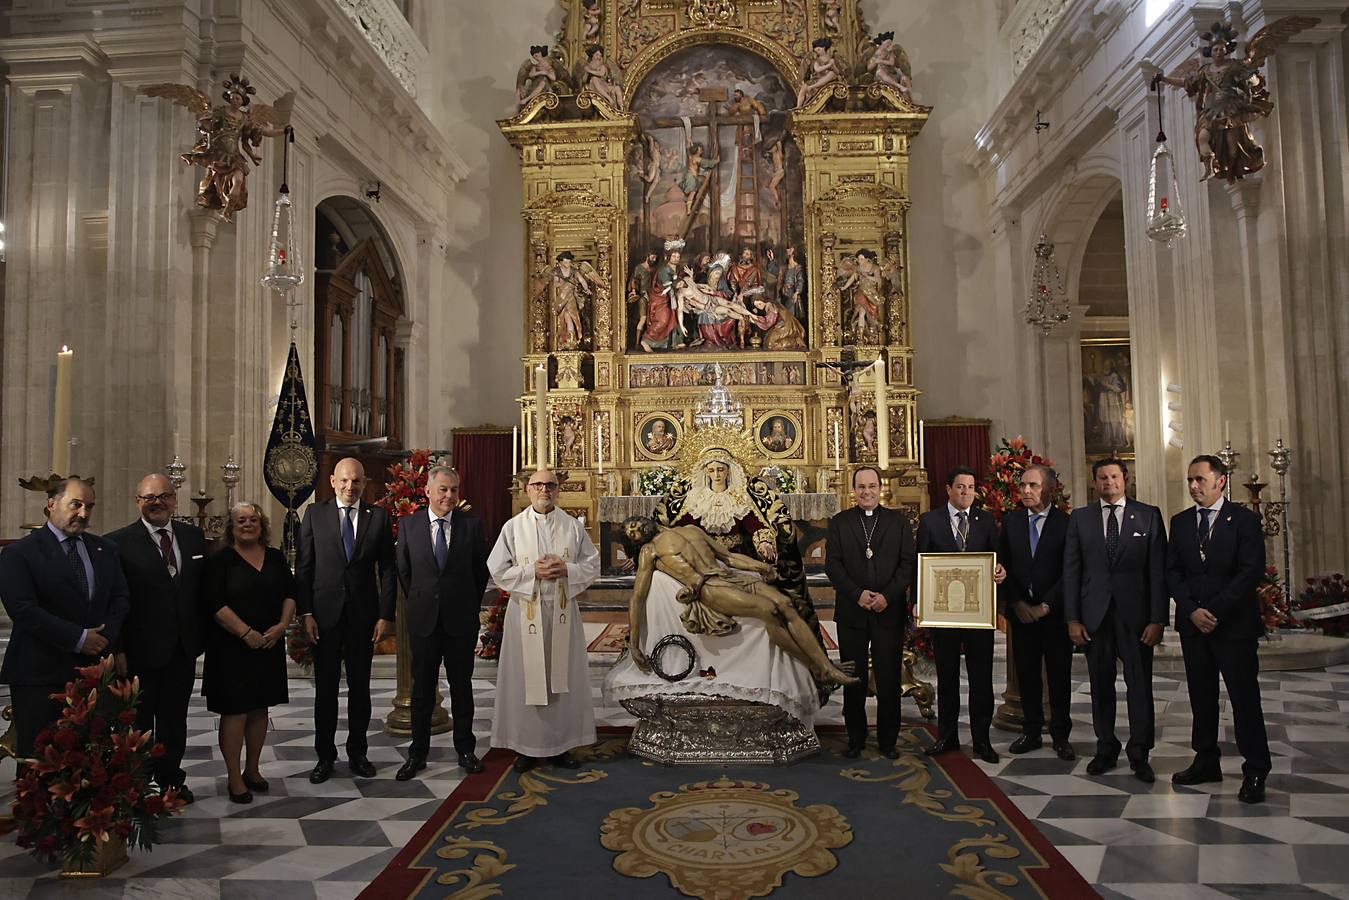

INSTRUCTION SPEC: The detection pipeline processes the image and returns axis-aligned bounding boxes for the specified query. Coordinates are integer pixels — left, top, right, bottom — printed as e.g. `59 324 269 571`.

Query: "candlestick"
51 346 73 475
534 364 547 471
832 421 840 471
874 357 889 470
512 425 519 472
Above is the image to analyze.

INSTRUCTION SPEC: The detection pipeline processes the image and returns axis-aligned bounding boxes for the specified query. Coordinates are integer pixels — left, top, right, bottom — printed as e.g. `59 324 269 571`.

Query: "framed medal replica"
915 552 997 629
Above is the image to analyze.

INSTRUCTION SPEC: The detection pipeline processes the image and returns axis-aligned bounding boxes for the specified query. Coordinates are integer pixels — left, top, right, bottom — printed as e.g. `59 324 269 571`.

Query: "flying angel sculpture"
142 74 295 221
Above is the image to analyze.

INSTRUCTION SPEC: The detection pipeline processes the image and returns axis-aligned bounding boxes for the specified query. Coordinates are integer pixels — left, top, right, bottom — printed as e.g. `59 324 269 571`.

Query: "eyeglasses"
136 493 176 503
527 482 559 489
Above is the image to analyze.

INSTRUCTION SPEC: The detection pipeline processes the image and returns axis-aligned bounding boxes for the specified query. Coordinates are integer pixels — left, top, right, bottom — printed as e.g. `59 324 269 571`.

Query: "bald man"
296 458 396 783
108 474 209 802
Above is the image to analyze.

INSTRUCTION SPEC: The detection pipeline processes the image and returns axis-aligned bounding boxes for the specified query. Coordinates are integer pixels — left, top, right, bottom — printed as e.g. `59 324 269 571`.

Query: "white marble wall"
973 0 1349 576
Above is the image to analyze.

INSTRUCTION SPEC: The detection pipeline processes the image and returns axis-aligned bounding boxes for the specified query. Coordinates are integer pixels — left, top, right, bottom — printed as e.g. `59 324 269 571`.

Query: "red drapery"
922 418 992 511
452 429 513 546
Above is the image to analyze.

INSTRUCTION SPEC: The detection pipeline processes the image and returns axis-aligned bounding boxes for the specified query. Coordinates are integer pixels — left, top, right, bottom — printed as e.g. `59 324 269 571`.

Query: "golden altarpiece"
499 0 931 550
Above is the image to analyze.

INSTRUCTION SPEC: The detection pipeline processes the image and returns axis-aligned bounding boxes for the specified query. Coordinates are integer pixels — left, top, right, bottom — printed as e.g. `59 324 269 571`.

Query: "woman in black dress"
203 502 295 803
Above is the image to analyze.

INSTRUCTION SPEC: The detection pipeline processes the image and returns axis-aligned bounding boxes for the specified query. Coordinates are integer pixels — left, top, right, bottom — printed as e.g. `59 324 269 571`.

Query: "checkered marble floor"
0 626 1346 899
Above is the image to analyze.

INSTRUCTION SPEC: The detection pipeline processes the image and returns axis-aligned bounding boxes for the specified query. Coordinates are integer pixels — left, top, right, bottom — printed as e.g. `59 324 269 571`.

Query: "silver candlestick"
165 454 186 491
1217 440 1240 500
1268 437 1293 619
221 454 241 510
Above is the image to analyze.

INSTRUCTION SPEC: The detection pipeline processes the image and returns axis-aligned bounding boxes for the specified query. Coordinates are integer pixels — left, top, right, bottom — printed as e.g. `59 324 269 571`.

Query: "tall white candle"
51 346 73 475
1224 419 1231 444
833 421 841 471
875 357 889 470
534 364 547 470
596 413 604 475
918 418 926 470
512 425 519 472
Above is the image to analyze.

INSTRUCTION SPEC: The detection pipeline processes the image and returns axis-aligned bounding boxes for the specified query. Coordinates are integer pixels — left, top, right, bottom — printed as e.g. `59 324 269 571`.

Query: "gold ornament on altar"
676 422 759 478
1154 17 1316 183
687 0 738 28
142 74 295 221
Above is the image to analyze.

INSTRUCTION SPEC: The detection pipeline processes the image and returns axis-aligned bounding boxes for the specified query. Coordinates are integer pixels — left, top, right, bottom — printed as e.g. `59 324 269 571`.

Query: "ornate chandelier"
260 126 304 315
1145 74 1187 246
1024 234 1071 335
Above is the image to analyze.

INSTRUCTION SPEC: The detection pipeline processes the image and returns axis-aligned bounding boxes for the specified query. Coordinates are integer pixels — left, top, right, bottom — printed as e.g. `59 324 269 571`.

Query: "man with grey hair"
997 464 1076 760
395 465 489 780
0 478 130 757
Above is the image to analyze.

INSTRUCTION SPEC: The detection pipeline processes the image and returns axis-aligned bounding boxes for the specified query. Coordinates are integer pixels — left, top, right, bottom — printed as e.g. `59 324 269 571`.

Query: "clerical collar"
863 508 875 517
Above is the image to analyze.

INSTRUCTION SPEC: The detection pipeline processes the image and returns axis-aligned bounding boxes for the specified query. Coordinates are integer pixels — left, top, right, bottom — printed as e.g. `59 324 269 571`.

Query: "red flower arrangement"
979 435 1072 521
13 656 183 870
1257 565 1293 632
1296 573 1349 637
375 448 437 537
477 590 509 660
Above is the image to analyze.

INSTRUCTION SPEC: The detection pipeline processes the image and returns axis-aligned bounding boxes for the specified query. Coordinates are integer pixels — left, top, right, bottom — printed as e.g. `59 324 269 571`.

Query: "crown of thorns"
1200 21 1239 56
222 73 256 106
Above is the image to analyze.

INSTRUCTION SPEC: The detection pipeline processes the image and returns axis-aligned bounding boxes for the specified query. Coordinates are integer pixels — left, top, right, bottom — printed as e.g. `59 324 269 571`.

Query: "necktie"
156 528 177 576
66 536 90 602
1105 504 1120 564
434 518 448 571
342 507 356 561
956 511 968 551
1198 507 1212 561
1029 512 1044 557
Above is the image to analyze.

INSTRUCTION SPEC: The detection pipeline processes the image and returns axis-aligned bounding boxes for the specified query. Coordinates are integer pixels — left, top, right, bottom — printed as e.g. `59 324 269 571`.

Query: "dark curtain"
923 419 991 511
452 429 513 546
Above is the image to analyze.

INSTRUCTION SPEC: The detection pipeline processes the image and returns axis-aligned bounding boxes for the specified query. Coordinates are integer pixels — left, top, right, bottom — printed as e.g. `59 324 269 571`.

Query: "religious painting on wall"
1082 339 1135 457
625 44 807 354
636 414 681 460
757 413 799 456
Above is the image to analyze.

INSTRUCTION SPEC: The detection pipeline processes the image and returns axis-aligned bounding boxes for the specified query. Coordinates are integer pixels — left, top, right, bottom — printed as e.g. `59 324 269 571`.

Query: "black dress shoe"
1130 759 1156 783
881 747 901 760
923 735 960 757
458 752 484 774
348 756 376 778
513 755 537 773
972 742 1000 764
243 773 270 793
1171 763 1223 785
550 753 581 769
1008 735 1042 755
166 785 194 805
1086 754 1118 776
228 788 253 804
1052 741 1077 762
1238 774 1267 804
309 760 335 785
841 745 863 759
395 756 426 782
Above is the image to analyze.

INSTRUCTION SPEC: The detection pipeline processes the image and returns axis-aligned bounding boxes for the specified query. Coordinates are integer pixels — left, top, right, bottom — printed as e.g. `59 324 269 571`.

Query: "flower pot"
61 835 128 878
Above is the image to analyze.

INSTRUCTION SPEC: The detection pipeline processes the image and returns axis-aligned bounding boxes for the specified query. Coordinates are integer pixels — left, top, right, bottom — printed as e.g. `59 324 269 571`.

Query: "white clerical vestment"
488 506 599 757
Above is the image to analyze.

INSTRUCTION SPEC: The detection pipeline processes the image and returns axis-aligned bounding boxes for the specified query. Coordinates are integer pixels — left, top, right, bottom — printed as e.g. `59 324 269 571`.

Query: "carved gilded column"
819 230 840 345
883 228 906 345
594 227 613 351
529 231 550 353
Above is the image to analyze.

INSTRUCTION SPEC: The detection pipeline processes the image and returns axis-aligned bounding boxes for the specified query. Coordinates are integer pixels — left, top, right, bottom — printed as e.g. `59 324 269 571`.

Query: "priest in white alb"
488 468 599 772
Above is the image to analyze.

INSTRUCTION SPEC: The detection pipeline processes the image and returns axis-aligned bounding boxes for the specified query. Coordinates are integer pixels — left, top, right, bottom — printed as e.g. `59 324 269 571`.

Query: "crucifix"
646 86 764 249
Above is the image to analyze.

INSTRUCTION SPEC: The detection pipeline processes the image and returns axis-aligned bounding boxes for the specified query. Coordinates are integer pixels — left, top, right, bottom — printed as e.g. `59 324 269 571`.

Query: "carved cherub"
577 44 626 111
821 0 842 34
516 44 567 109
859 31 912 97
582 0 602 42
1155 17 1316 182
797 38 845 108
142 74 294 222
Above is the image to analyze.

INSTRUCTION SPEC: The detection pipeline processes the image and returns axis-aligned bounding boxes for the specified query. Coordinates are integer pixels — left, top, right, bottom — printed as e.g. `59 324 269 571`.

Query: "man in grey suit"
1063 457 1168 783
296 457 396 783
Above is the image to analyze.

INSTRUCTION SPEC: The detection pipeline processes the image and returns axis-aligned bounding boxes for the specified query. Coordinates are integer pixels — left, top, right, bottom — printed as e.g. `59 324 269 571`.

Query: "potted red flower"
12 656 183 876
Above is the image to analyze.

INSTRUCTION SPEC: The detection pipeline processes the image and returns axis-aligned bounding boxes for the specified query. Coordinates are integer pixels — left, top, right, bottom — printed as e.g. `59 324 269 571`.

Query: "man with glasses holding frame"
108 474 209 802
488 469 599 772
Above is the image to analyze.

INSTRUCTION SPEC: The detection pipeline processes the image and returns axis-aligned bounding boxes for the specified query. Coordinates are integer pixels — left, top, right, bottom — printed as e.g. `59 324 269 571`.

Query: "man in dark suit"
0 478 130 757
296 457 396 783
108 474 208 803
1064 457 1167 783
1167 455 1271 803
915 466 1006 763
395 465 489 781
826 466 916 759
997 464 1075 761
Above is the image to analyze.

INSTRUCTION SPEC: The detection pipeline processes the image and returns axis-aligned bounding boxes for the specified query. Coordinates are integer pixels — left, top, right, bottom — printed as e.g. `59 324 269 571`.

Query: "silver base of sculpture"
621 694 820 766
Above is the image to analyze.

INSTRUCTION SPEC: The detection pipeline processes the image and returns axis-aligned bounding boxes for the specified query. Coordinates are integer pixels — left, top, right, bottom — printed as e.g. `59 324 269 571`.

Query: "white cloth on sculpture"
488 507 599 757
603 569 820 726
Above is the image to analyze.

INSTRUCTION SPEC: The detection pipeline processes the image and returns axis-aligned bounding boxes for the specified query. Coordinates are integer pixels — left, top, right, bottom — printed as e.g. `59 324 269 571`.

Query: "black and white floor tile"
0 626 1345 899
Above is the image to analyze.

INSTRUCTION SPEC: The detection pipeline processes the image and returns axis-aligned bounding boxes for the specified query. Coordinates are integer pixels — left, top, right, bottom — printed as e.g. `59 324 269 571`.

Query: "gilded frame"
916 552 997 630
634 412 683 461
